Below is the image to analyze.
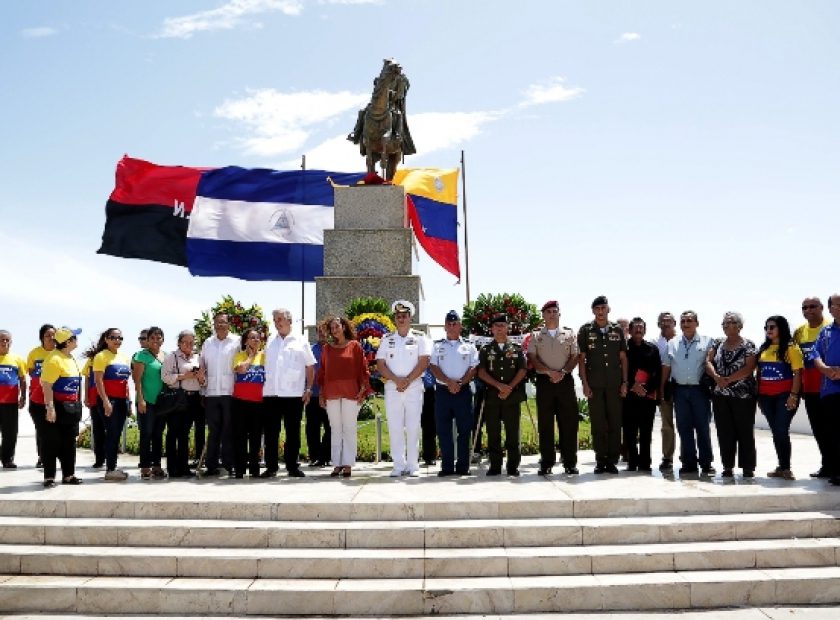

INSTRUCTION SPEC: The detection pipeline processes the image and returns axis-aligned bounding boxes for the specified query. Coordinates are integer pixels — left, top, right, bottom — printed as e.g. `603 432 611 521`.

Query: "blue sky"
1 0 839 352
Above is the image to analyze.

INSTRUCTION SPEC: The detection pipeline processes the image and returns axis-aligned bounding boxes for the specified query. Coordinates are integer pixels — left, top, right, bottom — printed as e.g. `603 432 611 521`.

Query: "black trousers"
822 393 840 477
711 395 756 472
204 396 233 471
28 403 44 460
0 403 19 464
191 395 206 461
484 394 521 472
233 398 263 477
304 398 331 464
89 401 105 466
535 375 579 469
803 393 830 473
262 396 303 473
421 387 437 463
622 395 656 469
41 417 77 480
166 392 198 476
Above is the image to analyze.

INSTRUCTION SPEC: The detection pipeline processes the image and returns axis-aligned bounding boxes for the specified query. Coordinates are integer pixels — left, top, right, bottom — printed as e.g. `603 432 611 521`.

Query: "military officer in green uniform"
577 296 628 474
477 314 527 476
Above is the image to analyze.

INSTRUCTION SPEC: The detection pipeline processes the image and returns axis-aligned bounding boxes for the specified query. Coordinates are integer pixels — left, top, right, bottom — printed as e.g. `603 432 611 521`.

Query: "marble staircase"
0 492 839 615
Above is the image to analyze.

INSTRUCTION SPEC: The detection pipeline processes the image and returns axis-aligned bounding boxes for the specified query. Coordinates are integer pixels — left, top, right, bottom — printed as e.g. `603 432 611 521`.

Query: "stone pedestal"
315 185 421 323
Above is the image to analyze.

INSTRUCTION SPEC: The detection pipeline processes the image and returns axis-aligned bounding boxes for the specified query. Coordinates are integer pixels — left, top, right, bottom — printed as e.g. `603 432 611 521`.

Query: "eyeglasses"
107 335 124 341
802 304 819 310
138 336 147 341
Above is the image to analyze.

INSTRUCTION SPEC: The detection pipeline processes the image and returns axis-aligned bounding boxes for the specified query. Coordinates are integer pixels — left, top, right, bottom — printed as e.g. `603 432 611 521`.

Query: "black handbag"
155 355 189 417
57 361 84 425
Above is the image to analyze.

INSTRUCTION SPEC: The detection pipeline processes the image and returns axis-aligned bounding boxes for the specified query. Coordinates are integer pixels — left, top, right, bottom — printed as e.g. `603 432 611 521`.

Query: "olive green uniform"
478 341 526 473
577 321 627 466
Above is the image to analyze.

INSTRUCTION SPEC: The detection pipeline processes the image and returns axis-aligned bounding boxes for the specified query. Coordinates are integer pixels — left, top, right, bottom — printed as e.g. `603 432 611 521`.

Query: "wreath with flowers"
461 292 541 337
194 295 270 348
350 311 395 394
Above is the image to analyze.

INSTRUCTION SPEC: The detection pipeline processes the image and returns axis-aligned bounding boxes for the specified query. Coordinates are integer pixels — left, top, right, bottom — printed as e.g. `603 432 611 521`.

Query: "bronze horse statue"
348 60 416 181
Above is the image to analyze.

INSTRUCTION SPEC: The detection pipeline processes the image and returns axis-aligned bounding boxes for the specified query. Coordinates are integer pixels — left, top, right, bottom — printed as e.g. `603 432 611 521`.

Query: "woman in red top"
317 316 370 477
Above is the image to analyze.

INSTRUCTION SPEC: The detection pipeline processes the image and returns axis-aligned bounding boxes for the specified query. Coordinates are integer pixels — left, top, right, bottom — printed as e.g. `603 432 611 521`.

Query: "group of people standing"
1 293 839 487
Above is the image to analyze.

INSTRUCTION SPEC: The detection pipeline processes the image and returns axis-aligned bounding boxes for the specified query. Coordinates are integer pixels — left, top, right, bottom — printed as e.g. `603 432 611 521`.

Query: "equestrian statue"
348 59 416 182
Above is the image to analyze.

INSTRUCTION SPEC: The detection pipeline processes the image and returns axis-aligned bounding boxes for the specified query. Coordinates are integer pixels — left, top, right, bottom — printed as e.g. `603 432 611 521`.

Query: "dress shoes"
594 464 608 474
605 463 619 474
437 470 456 477
258 470 277 478
287 469 306 478
537 467 552 476
486 468 502 476
811 469 830 478
507 469 520 477
701 466 716 476
564 466 579 475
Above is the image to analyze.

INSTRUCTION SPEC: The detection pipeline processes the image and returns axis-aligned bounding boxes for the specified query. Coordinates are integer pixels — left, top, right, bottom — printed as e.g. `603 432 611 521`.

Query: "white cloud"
20 27 58 38
519 77 585 107
616 32 641 44
157 0 303 39
214 88 368 157
289 110 502 170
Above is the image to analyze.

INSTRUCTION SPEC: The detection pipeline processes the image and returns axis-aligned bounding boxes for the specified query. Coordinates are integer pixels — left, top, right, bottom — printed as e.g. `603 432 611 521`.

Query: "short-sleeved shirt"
478 340 527 402
264 334 316 397
710 339 757 399
133 349 164 405
92 350 131 399
528 327 579 372
376 330 431 393
430 338 478 383
0 353 26 404
201 335 240 397
794 321 830 395
41 351 81 402
82 358 97 408
26 346 52 405
811 322 840 398
232 350 266 402
664 333 715 385
577 321 627 388
757 344 804 396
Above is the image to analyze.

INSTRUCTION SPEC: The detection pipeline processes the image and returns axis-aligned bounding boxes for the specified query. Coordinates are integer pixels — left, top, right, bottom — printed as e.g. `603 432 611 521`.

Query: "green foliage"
194 295 269 348
345 296 390 319
462 293 542 337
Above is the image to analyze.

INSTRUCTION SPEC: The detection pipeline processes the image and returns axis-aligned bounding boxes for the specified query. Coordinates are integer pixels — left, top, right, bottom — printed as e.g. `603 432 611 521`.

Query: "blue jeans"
758 393 795 469
137 402 165 468
434 386 473 474
100 398 128 471
673 384 714 470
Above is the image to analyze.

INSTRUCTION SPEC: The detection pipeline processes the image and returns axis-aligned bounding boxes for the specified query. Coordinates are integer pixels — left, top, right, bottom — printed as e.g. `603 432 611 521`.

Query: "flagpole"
300 154 306 335
460 149 471 305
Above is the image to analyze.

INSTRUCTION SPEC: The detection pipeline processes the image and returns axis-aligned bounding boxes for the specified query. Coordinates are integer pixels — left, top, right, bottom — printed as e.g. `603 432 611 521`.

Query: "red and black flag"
97 156 206 266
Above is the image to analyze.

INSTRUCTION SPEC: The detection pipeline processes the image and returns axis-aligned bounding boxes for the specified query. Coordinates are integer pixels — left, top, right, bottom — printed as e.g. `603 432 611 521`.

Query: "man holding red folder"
623 318 662 472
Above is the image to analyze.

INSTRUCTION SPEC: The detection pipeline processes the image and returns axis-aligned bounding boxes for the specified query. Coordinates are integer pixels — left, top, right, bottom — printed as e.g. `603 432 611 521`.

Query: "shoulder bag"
155 354 189 417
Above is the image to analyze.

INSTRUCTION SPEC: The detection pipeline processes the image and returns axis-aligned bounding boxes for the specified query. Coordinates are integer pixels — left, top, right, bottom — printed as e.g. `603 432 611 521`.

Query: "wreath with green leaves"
194 295 270 348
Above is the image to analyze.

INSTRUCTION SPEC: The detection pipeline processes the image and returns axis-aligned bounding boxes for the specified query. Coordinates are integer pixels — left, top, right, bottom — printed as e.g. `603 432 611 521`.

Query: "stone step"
2 567 840 614
0 511 837 549
0 538 837 579
1 490 837 521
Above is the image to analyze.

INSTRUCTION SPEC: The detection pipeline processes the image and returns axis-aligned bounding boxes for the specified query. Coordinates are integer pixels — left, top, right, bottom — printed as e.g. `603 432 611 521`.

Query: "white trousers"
325 398 360 467
384 386 423 472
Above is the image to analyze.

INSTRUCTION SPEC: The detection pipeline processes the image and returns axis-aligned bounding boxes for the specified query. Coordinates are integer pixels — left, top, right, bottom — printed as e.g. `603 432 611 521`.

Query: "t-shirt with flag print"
92 350 131 399
82 358 97 408
757 344 804 396
0 353 26 405
232 350 266 402
26 346 52 405
41 351 81 402
794 321 830 394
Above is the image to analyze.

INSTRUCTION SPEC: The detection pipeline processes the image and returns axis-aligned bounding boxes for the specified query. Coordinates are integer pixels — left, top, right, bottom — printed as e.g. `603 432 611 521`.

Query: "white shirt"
200 334 239 397
430 338 478 382
376 330 431 393
263 333 316 397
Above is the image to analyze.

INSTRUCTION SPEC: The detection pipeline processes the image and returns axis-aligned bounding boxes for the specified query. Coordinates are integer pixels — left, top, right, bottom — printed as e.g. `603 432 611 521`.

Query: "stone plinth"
316 275 421 321
315 184 420 324
323 229 412 277
333 185 405 230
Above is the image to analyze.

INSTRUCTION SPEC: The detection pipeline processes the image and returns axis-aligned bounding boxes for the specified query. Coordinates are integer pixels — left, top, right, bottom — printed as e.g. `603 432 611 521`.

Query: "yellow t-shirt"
794 321 830 393
41 351 81 402
92 349 131 399
757 344 804 396
0 353 26 404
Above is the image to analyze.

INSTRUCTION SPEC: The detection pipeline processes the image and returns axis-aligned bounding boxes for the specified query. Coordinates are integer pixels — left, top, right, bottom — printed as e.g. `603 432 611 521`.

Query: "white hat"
391 300 415 317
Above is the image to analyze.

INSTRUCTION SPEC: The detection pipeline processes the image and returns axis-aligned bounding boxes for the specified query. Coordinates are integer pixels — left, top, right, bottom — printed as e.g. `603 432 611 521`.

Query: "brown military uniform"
577 321 627 466
478 340 526 473
528 327 580 470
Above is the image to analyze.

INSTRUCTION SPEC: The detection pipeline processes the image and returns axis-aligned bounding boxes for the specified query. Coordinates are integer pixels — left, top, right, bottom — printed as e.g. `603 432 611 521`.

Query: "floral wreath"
350 311 395 394
194 295 270 348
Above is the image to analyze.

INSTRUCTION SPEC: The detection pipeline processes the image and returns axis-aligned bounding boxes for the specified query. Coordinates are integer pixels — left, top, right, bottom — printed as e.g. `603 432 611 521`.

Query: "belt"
184 390 200 395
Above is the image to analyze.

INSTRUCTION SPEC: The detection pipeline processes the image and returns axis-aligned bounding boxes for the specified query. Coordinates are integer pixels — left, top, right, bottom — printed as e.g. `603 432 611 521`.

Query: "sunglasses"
107 335 124 341
802 304 819 310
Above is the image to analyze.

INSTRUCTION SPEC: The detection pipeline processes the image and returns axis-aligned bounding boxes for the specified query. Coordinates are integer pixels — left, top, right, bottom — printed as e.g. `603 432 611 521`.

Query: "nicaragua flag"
186 167 365 281
393 168 460 279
